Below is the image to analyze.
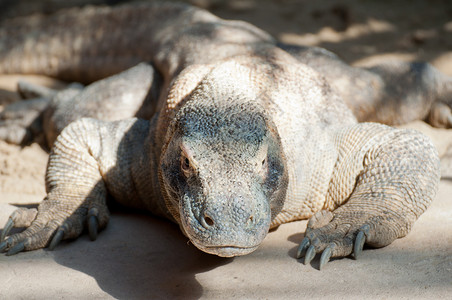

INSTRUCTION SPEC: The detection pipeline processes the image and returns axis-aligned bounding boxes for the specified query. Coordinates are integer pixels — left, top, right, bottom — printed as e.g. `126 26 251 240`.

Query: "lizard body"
0 2 446 268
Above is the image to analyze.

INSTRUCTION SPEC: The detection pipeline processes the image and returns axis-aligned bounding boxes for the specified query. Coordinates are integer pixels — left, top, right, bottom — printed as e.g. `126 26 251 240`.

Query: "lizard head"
160 99 287 257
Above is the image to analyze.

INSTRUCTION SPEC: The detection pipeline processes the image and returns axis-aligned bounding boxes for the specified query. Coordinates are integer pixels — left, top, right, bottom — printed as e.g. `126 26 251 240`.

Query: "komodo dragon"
0 2 449 270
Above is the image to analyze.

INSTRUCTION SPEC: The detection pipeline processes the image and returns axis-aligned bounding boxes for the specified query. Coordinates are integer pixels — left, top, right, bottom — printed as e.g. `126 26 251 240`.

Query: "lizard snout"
181 191 271 257
199 197 258 230
200 212 256 229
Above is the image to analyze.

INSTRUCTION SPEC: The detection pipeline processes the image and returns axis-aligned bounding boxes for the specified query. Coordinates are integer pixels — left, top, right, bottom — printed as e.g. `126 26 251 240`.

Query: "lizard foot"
0 97 49 145
0 198 110 255
296 210 397 270
428 77 452 128
428 102 452 128
0 79 59 145
0 81 84 146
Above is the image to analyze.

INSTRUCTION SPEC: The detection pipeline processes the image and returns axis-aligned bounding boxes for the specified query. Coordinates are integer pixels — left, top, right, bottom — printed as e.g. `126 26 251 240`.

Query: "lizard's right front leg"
0 117 156 255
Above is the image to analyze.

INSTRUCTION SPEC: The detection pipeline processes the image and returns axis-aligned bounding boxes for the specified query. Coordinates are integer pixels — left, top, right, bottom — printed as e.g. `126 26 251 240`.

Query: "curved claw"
6 242 25 256
296 237 310 259
1 218 14 241
49 229 64 251
319 245 333 270
0 240 8 252
353 230 366 260
304 245 316 265
88 215 98 241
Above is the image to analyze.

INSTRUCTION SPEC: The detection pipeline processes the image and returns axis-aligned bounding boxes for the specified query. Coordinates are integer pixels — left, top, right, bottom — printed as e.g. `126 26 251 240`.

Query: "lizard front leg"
0 117 158 255
297 123 440 269
0 62 160 147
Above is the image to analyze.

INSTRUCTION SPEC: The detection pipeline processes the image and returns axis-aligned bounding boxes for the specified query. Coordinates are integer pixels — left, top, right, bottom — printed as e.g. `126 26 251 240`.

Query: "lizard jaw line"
195 243 260 257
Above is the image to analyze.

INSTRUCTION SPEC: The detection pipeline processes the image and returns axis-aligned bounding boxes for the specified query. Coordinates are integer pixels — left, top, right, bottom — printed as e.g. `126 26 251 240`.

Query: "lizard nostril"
247 215 254 226
204 216 214 227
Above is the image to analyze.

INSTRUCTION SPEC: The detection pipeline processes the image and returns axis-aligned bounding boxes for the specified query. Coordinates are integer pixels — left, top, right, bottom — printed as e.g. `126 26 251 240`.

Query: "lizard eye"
182 157 190 170
181 156 191 175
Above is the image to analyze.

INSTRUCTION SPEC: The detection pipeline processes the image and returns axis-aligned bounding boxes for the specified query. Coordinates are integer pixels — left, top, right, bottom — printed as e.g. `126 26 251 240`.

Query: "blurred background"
1 0 451 75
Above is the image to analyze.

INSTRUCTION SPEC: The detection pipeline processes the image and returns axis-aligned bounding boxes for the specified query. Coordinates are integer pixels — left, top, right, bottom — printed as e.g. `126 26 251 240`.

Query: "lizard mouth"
192 241 260 257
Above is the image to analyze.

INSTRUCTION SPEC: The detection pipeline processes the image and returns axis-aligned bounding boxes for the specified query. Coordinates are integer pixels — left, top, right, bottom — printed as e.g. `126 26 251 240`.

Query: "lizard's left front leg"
297 123 440 269
0 117 159 255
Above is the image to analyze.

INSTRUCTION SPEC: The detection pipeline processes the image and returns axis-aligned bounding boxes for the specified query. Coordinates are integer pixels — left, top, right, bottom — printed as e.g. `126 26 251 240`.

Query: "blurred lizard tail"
0 3 189 83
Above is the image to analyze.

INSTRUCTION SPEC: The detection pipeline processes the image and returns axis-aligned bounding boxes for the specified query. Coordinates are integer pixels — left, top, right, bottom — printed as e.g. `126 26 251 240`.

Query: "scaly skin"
0 2 443 268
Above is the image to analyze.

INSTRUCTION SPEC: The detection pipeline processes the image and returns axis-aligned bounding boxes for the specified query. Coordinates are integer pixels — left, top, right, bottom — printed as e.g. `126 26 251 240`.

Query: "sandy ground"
0 0 452 299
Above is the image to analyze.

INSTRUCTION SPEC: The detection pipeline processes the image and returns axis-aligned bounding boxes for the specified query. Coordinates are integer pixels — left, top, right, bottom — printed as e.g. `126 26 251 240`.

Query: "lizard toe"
86 204 110 241
0 218 14 242
6 242 25 256
303 245 316 265
49 229 64 250
319 244 334 270
47 216 83 251
47 207 101 250
0 240 8 252
88 215 99 241
296 237 310 259
353 226 368 260
1 207 38 242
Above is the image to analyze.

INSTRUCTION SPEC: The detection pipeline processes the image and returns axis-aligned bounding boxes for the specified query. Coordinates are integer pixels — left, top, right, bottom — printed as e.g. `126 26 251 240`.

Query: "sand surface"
0 1 451 299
